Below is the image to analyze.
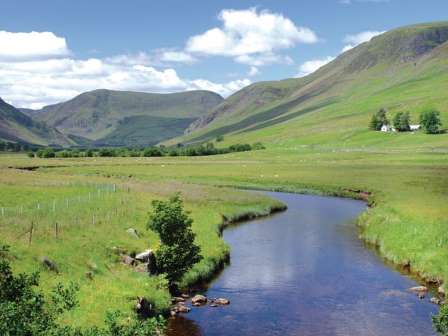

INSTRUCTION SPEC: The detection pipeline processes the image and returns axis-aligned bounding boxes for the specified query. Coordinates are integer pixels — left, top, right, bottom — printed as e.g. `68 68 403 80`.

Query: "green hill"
0 98 75 146
175 22 448 148
28 89 223 146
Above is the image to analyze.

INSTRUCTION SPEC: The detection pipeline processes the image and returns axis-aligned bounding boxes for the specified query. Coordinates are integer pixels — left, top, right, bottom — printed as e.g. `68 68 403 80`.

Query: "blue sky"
0 0 447 108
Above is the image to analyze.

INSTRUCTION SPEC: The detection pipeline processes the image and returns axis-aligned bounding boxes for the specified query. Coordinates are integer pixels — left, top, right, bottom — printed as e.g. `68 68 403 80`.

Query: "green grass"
0 160 283 327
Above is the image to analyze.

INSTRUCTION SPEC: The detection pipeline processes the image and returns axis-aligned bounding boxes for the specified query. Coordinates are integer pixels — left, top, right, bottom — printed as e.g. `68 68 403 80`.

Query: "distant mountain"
0 98 75 146
176 22 448 146
27 89 223 146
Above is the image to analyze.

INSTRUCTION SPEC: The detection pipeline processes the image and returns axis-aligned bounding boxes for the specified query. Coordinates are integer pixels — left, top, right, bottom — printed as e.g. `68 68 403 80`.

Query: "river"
167 192 438 335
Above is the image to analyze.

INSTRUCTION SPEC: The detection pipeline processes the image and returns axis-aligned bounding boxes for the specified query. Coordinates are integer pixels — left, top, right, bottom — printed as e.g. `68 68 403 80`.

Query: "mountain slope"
28 89 223 146
0 98 75 146
175 22 448 148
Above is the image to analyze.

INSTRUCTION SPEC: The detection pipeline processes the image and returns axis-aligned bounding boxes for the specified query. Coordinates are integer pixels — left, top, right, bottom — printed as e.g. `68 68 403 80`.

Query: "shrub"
147 194 202 285
433 304 448 335
143 147 163 157
252 142 266 150
216 135 224 142
0 244 165 335
27 151 35 158
421 109 443 134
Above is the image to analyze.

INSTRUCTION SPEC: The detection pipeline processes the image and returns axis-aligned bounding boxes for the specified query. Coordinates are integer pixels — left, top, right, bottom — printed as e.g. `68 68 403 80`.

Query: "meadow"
0 140 447 327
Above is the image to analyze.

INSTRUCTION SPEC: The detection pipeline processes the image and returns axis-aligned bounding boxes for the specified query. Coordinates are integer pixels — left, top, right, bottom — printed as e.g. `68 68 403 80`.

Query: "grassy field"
1 142 447 324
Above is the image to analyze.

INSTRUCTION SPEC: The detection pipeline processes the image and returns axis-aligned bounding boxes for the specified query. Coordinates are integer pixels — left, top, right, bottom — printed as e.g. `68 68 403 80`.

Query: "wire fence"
0 182 136 245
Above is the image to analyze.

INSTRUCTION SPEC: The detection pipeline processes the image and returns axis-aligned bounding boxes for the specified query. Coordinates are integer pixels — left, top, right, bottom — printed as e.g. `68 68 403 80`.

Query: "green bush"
433 304 448 335
147 194 202 285
0 244 165 335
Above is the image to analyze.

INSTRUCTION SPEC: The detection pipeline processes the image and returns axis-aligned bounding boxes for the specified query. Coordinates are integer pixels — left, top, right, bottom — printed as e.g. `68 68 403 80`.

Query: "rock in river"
214 298 230 305
191 294 207 305
408 286 428 293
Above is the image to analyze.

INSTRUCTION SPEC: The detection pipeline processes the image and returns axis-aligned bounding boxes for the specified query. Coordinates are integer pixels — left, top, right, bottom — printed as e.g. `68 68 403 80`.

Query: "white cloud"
342 30 385 52
0 31 249 108
188 78 251 97
248 66 259 76
186 8 317 63
0 31 70 61
159 51 196 64
296 56 335 77
235 52 293 67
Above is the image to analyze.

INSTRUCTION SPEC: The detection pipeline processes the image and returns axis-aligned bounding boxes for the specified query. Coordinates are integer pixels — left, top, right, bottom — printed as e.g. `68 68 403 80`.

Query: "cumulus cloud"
342 30 385 52
248 66 259 76
186 7 317 70
188 78 251 97
0 31 250 108
0 31 70 61
159 51 196 64
296 56 335 77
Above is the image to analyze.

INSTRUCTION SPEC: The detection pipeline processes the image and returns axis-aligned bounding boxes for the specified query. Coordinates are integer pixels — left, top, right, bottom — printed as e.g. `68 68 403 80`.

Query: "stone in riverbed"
172 297 186 303
214 298 230 305
430 297 441 305
181 293 190 299
191 294 207 305
439 285 445 296
172 303 190 314
408 286 428 293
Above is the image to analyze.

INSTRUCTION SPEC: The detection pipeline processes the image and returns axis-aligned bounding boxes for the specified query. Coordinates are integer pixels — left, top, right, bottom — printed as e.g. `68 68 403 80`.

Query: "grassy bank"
0 144 447 327
0 160 284 327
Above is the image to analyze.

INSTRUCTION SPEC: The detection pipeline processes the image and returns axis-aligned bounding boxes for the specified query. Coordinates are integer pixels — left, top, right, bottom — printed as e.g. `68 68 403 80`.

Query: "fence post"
55 222 59 239
28 221 34 246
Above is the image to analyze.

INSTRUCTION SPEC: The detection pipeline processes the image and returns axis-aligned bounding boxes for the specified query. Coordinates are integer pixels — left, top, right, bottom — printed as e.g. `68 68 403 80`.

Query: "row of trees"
33 142 265 159
369 108 443 134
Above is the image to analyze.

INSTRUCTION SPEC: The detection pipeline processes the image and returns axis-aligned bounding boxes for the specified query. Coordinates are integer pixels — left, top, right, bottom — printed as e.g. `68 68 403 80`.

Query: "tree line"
369 108 443 134
32 142 265 159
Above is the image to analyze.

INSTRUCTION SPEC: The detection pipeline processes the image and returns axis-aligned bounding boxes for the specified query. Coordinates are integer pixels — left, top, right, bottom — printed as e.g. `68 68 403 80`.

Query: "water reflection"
167 192 437 336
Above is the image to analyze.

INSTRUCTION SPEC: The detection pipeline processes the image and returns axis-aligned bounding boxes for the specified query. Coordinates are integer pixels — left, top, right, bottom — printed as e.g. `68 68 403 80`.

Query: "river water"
167 192 438 335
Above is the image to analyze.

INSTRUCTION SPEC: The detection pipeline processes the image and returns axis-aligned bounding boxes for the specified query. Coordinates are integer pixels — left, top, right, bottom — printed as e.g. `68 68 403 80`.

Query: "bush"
433 304 448 335
27 151 35 158
0 244 165 335
252 142 266 150
216 135 224 142
147 194 202 285
36 148 55 158
421 109 443 134
143 147 163 157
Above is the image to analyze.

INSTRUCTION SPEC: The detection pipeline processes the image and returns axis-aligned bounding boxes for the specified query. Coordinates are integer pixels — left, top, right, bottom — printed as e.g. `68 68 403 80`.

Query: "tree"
433 304 448 335
369 114 381 130
421 109 443 134
369 108 389 131
393 112 411 132
147 194 202 286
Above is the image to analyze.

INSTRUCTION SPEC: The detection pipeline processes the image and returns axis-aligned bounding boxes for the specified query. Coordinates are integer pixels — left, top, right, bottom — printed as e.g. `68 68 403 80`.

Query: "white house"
410 124 421 131
381 124 396 132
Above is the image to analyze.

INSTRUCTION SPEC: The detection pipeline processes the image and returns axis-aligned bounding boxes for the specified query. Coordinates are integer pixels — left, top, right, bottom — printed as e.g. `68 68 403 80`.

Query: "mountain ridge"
172 21 448 146
25 89 224 146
